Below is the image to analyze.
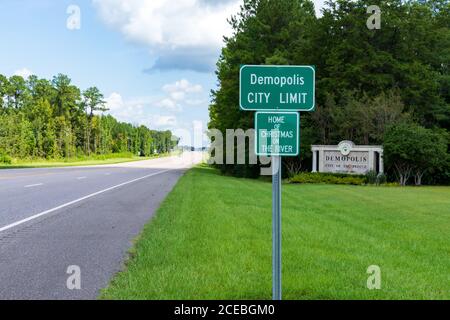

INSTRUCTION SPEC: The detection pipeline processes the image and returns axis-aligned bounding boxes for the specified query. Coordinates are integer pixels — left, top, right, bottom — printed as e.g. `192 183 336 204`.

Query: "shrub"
376 173 387 185
289 172 365 185
364 171 387 185
0 150 12 164
365 170 378 185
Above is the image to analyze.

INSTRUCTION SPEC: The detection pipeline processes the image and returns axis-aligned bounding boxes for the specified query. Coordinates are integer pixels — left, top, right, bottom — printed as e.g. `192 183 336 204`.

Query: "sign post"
239 65 315 300
255 111 299 300
272 155 282 300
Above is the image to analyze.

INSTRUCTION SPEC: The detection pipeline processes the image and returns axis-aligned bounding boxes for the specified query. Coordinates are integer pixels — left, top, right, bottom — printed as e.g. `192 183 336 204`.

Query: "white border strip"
24 183 44 188
0 169 171 233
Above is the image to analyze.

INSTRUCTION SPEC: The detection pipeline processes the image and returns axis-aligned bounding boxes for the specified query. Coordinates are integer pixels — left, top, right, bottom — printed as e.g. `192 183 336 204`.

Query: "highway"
0 152 203 300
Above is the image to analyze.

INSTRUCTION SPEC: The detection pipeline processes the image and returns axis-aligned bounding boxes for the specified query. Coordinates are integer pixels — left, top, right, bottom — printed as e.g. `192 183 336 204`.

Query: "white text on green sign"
255 112 300 157
240 65 315 111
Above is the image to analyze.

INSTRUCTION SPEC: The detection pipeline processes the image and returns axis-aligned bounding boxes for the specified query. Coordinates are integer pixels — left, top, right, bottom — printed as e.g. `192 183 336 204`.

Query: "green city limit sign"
240 65 315 111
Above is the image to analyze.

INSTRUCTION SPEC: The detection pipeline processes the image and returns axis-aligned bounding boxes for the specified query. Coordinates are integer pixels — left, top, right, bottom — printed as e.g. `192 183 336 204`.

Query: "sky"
0 0 326 147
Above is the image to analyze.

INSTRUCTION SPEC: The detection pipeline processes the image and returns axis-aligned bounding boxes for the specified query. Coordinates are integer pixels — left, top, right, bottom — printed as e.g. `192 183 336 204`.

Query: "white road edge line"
24 183 44 188
0 169 172 233
77 176 87 180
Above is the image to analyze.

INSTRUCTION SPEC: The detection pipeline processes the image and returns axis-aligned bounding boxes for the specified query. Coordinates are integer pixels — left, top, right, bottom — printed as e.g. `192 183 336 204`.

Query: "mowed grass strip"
0 152 173 169
0 157 141 169
101 166 450 300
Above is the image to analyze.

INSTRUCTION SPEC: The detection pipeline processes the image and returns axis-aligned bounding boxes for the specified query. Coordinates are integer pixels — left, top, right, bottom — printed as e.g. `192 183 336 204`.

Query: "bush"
0 151 12 164
365 170 378 185
376 173 387 185
364 171 387 185
289 172 365 185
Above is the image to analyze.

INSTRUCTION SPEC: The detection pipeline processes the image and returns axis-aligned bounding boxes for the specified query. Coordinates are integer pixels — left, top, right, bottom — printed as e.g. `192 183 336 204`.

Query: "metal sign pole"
272 155 282 300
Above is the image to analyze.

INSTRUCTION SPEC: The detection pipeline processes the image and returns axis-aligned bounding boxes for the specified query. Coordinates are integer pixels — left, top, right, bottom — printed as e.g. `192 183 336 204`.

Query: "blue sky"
0 0 325 146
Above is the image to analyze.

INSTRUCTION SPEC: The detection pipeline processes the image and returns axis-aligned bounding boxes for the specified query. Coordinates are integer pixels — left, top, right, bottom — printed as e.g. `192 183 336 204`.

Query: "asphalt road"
0 152 203 300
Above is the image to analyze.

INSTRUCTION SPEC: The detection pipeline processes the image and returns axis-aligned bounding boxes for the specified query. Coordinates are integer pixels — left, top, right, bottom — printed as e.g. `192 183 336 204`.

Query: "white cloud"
104 92 181 130
104 92 124 111
152 115 178 128
14 68 33 79
104 92 145 124
105 89 188 117
162 79 203 103
157 98 178 110
163 79 203 94
104 80 203 119
93 0 240 72
155 79 205 111
93 0 239 49
186 98 206 106
169 91 186 101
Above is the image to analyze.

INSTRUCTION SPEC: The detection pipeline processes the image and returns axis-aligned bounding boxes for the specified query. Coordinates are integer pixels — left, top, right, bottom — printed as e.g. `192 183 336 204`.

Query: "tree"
384 123 448 186
0 112 34 158
321 90 408 145
411 128 448 185
6 75 27 109
51 74 80 118
0 72 177 161
28 76 55 102
209 0 316 177
24 98 54 158
313 0 448 126
82 87 108 155
0 74 8 110
209 0 450 183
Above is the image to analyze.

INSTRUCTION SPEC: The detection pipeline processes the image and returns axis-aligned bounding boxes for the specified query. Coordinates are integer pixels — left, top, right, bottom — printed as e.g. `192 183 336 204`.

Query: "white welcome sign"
311 141 384 175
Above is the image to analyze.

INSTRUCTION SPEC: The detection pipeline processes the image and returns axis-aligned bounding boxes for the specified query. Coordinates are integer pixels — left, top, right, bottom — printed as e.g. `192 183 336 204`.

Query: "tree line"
209 0 450 185
0 73 177 161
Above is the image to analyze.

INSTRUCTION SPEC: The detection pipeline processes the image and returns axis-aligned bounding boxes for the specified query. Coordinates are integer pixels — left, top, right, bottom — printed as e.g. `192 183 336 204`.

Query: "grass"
100 165 450 300
0 152 172 169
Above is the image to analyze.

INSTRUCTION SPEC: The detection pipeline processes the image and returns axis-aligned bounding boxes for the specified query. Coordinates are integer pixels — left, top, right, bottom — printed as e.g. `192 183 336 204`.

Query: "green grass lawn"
0 153 171 169
101 166 450 300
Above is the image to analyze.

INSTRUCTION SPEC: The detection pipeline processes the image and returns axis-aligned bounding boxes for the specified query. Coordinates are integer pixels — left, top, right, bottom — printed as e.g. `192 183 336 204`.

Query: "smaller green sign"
255 112 300 157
